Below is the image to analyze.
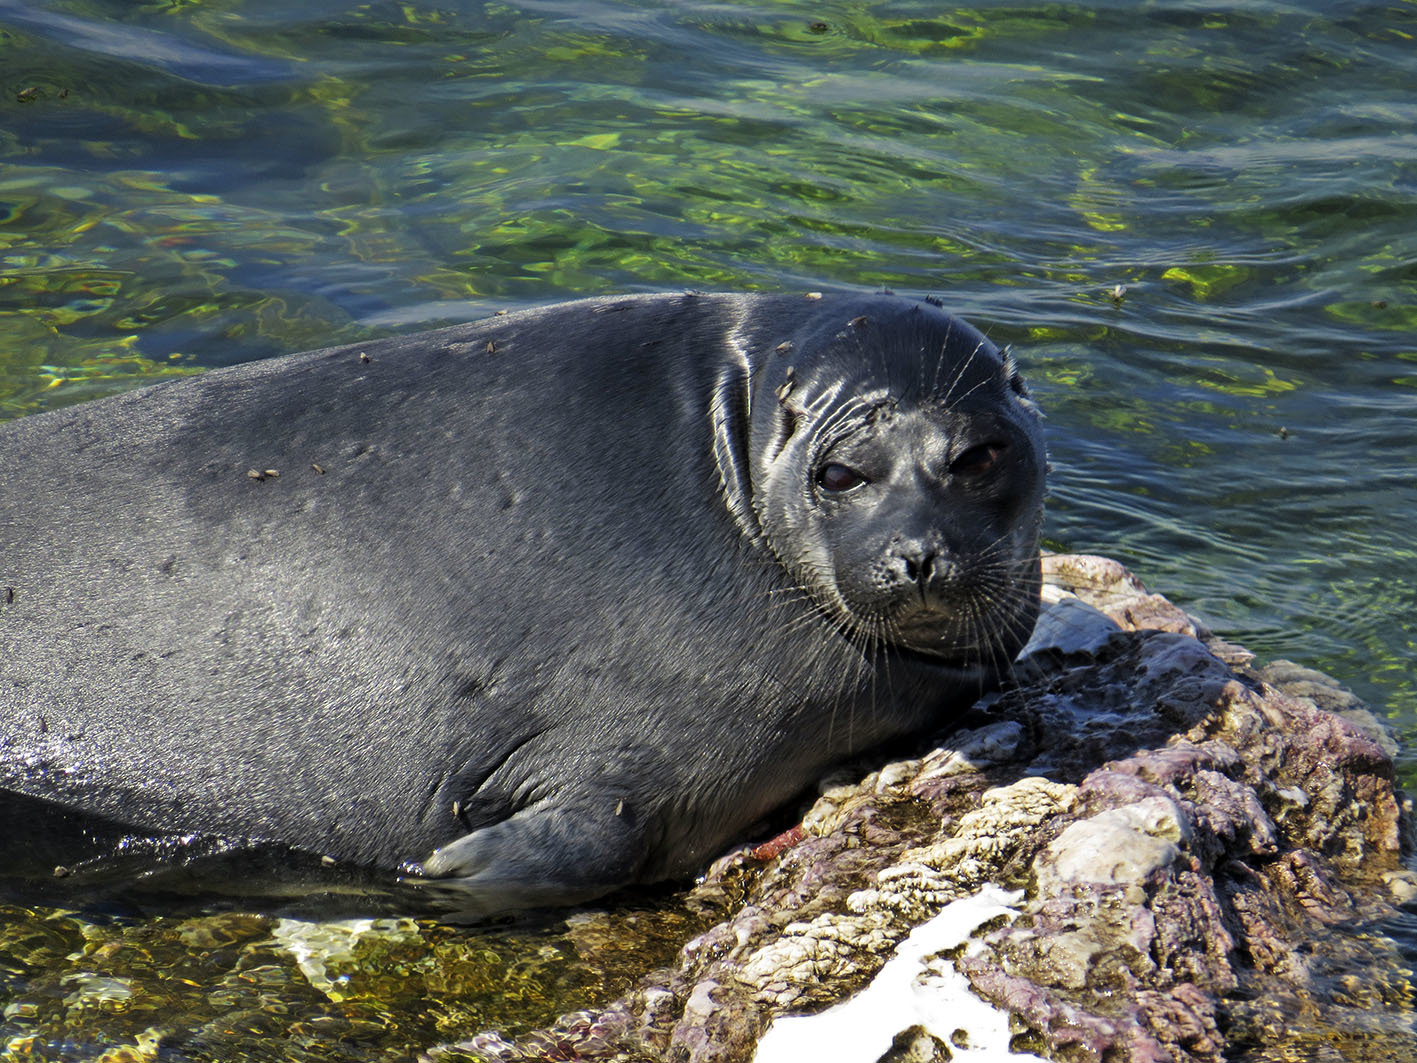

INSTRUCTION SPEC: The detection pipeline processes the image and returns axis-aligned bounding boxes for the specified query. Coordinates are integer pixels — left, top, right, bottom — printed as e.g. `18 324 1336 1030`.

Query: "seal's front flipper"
407 797 648 917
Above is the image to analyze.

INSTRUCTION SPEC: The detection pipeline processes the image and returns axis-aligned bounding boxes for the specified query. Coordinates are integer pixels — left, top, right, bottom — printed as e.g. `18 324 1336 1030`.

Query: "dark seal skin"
0 291 1046 913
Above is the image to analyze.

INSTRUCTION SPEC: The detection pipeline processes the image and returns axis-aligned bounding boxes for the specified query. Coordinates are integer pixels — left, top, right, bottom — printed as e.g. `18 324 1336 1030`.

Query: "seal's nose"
902 551 933 587
897 545 961 603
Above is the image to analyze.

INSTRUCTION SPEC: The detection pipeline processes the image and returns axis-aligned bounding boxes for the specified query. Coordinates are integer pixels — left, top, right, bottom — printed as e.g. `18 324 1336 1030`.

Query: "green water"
1 0 1415 1058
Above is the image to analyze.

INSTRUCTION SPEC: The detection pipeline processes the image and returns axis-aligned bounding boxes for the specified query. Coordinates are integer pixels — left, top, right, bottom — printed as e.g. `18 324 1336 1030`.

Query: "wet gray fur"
0 291 1046 912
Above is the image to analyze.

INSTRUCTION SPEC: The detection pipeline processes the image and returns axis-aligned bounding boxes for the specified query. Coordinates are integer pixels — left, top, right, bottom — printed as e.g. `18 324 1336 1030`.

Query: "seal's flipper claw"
407 799 645 914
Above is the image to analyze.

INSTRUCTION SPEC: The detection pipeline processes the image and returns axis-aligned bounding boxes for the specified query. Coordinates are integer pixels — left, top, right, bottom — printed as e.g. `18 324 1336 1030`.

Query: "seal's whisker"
811 395 874 447
939 331 979 406
921 316 953 401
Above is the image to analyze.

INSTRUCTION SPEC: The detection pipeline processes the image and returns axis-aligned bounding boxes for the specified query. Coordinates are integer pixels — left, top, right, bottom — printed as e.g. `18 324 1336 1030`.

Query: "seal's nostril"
903 551 937 587
919 553 936 586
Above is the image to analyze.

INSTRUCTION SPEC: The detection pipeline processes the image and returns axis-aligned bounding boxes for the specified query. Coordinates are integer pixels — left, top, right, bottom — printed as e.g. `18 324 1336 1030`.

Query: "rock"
426 555 1411 1063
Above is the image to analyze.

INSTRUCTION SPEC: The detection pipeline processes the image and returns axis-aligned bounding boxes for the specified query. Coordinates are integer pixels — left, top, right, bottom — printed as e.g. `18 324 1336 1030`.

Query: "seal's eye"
817 463 868 493
951 441 1007 477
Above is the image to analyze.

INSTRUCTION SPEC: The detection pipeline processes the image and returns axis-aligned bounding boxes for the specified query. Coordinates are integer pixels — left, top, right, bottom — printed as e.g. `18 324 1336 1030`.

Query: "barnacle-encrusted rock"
428 555 1413 1063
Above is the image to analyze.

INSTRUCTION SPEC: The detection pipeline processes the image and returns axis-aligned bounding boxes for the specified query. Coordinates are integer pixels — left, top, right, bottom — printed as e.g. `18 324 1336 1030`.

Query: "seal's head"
748 296 1046 684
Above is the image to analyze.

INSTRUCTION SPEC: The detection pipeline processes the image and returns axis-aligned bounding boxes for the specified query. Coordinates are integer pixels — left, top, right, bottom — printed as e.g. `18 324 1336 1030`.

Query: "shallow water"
1 0 1414 1057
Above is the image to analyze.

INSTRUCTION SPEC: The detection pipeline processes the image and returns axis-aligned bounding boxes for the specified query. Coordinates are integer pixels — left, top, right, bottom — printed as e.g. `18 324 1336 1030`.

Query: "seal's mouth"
889 642 995 682
881 592 1034 678
887 614 978 662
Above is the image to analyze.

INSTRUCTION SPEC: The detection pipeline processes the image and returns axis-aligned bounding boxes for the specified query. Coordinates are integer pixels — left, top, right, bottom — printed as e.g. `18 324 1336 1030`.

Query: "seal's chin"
882 611 1005 682
890 642 994 683
876 625 991 677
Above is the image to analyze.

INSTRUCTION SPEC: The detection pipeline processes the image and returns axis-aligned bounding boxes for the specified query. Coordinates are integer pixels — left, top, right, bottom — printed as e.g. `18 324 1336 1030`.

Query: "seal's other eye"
817 463 868 493
951 441 1007 477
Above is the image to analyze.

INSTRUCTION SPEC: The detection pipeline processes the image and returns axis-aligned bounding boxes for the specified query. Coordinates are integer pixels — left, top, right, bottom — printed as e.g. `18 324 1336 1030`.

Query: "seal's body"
0 292 1046 910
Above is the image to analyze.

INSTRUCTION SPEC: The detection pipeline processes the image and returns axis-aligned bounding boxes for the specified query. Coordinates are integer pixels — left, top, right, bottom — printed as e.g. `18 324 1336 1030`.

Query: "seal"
0 291 1046 913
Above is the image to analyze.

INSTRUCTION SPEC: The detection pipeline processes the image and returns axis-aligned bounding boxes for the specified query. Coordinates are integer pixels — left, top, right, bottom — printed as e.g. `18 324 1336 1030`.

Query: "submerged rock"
429 554 1414 1063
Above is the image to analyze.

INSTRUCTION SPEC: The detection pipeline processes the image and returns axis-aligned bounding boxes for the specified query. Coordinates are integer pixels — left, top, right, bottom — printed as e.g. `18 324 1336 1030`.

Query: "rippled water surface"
2 0 1414 1058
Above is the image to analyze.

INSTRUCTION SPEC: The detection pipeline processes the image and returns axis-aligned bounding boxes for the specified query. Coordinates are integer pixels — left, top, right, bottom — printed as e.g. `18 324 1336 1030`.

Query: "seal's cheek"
808 487 927 607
